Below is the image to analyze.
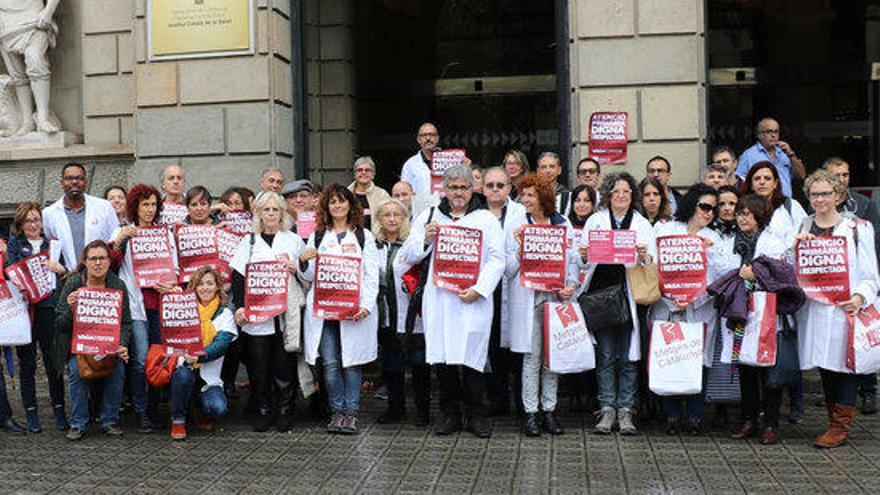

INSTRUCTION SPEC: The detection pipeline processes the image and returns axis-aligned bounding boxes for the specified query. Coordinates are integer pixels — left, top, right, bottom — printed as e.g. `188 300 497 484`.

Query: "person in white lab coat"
399 165 505 438
578 171 656 435
795 170 879 448
503 174 579 437
400 122 440 199
299 184 379 435
42 162 119 270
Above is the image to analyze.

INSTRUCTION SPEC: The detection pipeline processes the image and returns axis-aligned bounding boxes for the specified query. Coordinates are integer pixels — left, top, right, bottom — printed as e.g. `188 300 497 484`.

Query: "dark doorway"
354 0 560 190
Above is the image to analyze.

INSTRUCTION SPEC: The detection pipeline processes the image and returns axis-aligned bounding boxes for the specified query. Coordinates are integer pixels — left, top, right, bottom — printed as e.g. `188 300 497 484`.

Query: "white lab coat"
42 194 119 270
497 199 527 348
767 200 808 258
649 221 723 367
715 229 787 363
111 225 178 322
401 151 432 199
797 218 879 373
198 308 238 391
301 228 379 368
229 230 305 336
576 209 657 361
503 214 580 354
399 204 505 371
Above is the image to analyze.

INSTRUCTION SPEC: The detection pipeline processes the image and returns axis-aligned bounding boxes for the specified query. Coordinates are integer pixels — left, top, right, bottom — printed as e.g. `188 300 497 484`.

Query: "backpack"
404 207 435 338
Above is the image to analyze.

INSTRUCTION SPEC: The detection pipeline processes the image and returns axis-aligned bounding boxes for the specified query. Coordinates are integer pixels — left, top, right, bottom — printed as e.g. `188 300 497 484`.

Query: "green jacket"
53 271 133 375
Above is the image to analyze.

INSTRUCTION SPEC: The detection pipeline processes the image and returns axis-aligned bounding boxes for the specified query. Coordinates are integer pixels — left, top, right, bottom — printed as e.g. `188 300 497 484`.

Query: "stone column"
569 0 706 187
128 0 295 194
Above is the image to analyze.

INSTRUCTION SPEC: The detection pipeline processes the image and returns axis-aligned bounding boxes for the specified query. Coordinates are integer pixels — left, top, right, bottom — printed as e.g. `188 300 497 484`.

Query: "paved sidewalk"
1 380 880 494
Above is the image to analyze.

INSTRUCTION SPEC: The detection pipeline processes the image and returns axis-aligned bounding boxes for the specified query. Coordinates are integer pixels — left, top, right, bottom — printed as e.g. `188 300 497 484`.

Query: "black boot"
412 364 431 426
378 372 406 424
543 411 564 435
523 413 541 437
275 378 296 432
254 408 274 432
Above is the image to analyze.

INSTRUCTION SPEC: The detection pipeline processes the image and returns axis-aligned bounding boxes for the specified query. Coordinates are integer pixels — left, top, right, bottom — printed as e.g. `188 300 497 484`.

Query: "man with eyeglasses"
42 162 119 270
645 155 682 215
481 167 526 417
400 164 505 438
576 157 602 205
400 122 440 199
822 156 880 415
735 117 806 198
259 167 285 194
347 156 390 230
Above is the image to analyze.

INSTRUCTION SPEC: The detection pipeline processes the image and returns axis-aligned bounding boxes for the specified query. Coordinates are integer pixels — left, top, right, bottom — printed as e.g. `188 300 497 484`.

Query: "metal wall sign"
147 0 255 61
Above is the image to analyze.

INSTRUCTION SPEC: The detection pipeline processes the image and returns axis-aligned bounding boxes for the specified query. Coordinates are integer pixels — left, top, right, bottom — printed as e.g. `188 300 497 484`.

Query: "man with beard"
42 162 118 269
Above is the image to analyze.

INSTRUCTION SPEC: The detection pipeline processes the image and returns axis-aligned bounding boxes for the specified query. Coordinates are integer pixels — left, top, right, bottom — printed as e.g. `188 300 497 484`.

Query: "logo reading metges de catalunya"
659 322 685 345
554 303 578 328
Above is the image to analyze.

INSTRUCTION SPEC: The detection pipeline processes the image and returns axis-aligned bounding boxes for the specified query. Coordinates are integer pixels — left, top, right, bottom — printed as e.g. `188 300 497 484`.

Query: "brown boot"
815 404 856 448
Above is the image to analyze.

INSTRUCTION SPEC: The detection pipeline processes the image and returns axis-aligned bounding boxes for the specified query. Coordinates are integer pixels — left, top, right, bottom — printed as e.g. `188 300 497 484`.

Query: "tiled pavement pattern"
2 374 880 494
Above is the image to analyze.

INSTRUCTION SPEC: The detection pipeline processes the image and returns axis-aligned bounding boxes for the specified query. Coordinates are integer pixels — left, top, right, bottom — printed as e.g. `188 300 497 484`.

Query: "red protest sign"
215 228 243 283
520 224 567 291
159 291 205 356
296 210 317 240
430 149 466 195
313 254 362 320
588 112 627 165
244 261 288 324
796 236 850 305
5 253 54 304
71 288 122 355
159 202 188 226
129 226 176 288
218 211 253 235
657 235 707 304
432 225 483 291
176 224 220 284
587 230 637 265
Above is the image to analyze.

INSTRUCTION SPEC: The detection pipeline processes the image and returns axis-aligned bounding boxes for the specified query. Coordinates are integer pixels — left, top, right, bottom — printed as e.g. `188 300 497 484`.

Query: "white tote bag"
738 292 777 367
542 301 595 374
0 282 31 346
648 321 704 396
849 302 880 374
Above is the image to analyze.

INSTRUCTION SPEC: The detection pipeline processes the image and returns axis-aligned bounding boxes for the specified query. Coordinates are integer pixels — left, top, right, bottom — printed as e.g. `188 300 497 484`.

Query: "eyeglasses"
696 202 716 213
809 191 834 199
646 168 668 175
86 256 109 263
354 167 373 174
760 129 780 135
63 175 86 182
418 132 438 138
735 210 753 217
484 182 508 190
445 185 470 193
611 189 631 197
577 168 599 176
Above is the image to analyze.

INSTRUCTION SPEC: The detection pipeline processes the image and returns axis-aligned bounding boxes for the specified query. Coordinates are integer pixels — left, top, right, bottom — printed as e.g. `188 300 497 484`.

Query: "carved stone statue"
0 0 61 135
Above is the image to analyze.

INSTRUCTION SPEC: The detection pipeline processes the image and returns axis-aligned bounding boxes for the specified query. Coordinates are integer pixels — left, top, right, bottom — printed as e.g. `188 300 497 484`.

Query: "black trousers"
739 365 781 428
437 364 486 418
246 330 296 414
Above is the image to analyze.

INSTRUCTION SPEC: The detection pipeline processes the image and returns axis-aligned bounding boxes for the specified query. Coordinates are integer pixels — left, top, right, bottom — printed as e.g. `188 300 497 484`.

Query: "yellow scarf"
198 297 220 348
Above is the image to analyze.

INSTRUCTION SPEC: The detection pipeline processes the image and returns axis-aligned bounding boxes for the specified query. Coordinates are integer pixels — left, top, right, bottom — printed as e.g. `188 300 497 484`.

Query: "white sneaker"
618 408 637 435
593 406 616 434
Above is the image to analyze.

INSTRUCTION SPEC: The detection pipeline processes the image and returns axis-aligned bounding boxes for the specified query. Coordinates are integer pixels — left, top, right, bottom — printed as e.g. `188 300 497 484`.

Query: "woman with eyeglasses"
721 194 790 445
650 184 722 435
347 156 391 230
796 170 879 448
578 171 656 435
54 240 133 441
502 150 529 200
229 192 306 432
740 161 808 422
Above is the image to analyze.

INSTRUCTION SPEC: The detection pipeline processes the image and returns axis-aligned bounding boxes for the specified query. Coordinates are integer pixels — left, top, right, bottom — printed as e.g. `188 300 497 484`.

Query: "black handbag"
765 319 800 389
577 283 633 332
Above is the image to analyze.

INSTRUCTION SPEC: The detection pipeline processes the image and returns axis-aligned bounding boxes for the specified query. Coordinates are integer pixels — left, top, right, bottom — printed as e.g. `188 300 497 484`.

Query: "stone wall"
569 0 706 187
127 0 295 195
305 0 357 186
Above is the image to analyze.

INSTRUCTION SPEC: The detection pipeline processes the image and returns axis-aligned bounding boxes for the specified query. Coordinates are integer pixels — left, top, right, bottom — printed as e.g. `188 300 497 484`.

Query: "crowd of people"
0 117 877 451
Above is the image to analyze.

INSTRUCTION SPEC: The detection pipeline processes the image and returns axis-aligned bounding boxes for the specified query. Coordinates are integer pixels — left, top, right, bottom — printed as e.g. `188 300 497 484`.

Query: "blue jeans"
170 366 228 422
68 355 125 429
128 320 149 414
662 389 706 421
595 327 638 409
320 321 362 415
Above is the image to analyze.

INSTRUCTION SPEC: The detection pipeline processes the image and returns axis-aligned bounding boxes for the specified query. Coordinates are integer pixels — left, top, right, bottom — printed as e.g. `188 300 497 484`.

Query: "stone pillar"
306 0 356 186
569 0 706 187
128 0 295 195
